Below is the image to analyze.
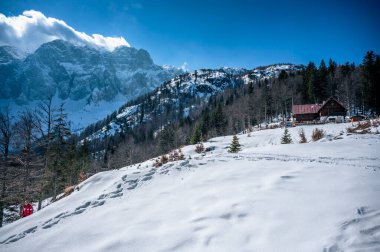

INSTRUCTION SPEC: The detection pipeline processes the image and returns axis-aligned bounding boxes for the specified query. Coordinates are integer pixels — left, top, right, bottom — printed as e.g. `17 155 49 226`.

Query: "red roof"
292 97 347 116
292 104 321 115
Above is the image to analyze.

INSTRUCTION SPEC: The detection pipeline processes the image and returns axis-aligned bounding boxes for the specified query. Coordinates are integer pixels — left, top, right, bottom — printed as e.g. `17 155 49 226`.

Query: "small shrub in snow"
178 149 185 160
346 121 371 134
357 121 371 130
371 119 380 128
281 128 293 144
154 155 169 168
228 135 241 153
78 171 87 183
160 155 169 164
312 128 325 141
154 158 162 168
195 143 204 153
298 128 307 143
169 149 185 161
346 127 355 134
168 150 176 161
173 150 180 160
64 185 75 197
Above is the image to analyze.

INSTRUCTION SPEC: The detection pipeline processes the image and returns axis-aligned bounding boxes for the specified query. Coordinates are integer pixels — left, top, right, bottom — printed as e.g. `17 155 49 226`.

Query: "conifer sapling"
281 128 293 144
228 135 241 153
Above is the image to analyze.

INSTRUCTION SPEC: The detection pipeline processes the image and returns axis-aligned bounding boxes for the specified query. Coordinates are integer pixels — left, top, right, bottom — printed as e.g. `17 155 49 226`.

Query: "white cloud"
0 10 130 53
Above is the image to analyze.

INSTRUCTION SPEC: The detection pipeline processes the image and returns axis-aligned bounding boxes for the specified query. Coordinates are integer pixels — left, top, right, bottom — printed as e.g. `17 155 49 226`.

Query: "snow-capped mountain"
0 40 183 130
84 64 302 142
1 123 379 251
240 64 304 84
0 39 182 102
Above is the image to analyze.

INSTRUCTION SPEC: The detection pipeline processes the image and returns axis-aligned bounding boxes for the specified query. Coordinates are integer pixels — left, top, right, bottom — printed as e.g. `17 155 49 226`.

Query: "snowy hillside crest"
1 122 379 251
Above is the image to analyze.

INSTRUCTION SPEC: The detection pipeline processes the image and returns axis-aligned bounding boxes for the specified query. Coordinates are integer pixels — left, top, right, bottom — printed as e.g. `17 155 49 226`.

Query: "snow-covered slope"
1 122 379 251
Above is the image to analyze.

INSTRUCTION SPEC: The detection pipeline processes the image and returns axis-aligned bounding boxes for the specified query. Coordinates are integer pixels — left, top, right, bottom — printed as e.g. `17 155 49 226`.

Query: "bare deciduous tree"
0 106 13 227
15 110 40 204
34 96 55 210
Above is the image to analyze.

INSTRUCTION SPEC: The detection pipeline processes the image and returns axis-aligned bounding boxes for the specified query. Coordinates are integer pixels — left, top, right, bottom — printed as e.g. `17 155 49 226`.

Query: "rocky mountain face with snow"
0 40 302 133
0 40 182 103
83 64 303 142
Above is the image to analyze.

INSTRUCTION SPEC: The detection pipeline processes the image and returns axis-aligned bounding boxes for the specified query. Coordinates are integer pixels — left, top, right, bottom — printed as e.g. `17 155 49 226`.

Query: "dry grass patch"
312 128 325 141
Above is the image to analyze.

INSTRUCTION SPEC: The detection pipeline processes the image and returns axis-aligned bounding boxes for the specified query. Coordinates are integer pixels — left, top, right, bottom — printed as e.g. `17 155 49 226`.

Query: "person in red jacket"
21 201 34 218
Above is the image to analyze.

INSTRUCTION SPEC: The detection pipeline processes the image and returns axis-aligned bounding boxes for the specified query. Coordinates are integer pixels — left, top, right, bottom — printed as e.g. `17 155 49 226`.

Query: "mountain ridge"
0 39 182 103
81 63 303 143
0 39 183 129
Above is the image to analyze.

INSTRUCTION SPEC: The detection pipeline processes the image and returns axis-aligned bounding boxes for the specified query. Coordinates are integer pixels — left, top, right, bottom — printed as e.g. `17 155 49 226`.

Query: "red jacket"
21 203 33 217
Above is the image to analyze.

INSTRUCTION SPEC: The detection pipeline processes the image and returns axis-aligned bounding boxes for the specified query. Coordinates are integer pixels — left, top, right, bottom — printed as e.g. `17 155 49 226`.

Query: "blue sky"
1 0 379 70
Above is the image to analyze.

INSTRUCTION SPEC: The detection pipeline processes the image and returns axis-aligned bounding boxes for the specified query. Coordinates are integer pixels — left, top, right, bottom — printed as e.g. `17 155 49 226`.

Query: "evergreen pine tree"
303 62 317 103
139 105 145 124
362 51 380 113
281 128 293 144
212 103 227 136
278 70 288 80
48 104 71 200
327 58 338 97
191 125 202 144
248 82 254 94
328 58 337 75
78 139 90 174
315 59 328 102
228 135 241 153
65 138 78 185
158 124 175 153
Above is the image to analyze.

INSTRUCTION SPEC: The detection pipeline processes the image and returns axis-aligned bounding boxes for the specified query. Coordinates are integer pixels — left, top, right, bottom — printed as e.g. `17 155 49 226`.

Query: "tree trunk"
0 162 6 227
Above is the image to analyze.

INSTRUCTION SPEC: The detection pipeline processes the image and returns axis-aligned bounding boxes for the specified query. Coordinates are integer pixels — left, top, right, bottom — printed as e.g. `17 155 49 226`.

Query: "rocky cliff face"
0 40 182 104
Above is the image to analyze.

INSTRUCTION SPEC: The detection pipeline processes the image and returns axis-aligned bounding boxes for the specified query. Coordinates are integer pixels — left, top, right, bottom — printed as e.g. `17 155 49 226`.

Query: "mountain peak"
0 45 27 63
0 40 182 128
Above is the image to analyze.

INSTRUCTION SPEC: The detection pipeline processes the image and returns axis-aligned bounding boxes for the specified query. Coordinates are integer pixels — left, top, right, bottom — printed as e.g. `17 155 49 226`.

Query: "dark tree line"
301 51 380 114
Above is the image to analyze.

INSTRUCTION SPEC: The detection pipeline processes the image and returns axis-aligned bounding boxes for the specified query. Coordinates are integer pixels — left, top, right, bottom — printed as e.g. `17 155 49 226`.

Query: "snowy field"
1 122 379 252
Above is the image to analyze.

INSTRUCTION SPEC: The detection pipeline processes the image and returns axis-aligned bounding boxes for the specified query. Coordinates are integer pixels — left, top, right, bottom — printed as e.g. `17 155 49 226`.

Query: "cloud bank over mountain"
0 10 130 53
